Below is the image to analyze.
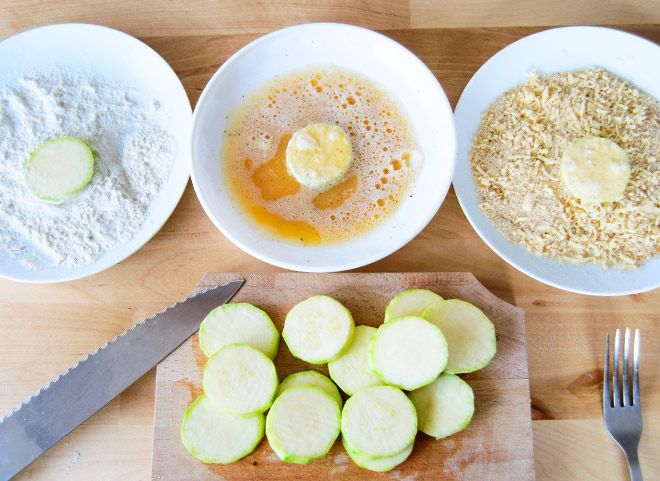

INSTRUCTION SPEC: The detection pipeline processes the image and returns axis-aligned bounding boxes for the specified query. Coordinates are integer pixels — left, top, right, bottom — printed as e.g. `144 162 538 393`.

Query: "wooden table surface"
1 2 658 480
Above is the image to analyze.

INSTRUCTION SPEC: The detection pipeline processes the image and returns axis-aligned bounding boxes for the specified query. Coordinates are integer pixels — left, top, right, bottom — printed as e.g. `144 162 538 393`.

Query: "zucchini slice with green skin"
181 394 264 463
266 385 341 464
408 373 474 439
384 288 444 322
203 343 278 416
278 370 342 407
341 385 417 460
283 295 355 364
26 136 94 203
369 316 447 391
199 303 279 359
422 299 496 374
342 437 413 472
328 325 383 396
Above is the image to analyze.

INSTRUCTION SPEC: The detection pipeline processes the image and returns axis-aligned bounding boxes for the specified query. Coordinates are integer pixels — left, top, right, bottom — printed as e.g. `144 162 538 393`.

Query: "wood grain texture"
0 7 658 481
152 273 533 480
410 0 660 28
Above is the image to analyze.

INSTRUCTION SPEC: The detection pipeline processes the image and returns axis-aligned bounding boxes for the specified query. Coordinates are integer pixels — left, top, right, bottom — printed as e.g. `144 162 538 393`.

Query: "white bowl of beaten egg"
191 23 455 272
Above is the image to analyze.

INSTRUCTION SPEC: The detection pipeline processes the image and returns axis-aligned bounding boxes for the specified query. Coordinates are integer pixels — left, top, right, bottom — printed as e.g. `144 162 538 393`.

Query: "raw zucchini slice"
278 370 343 407
25 136 94 203
341 385 417 459
328 325 383 396
266 385 341 463
408 373 474 439
181 394 264 463
203 343 278 415
282 295 355 364
422 299 496 373
384 288 444 322
342 437 413 472
369 316 447 391
199 303 279 359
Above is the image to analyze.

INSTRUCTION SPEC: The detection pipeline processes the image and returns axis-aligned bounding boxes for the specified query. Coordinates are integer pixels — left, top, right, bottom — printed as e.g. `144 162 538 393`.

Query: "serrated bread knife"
0 279 244 480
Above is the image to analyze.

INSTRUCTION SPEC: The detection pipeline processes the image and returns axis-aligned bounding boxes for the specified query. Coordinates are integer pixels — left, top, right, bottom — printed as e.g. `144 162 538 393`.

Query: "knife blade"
0 278 244 481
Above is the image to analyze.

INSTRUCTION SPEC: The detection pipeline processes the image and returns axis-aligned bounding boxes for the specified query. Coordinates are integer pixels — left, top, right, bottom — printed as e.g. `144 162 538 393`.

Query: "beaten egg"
222 67 420 245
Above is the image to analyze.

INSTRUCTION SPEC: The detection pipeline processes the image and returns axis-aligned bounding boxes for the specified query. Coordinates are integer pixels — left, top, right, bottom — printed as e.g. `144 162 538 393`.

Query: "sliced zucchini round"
278 370 342 407
342 437 413 472
199 303 279 359
181 394 264 463
328 325 383 396
25 136 94 203
341 385 417 459
283 295 355 364
384 288 444 322
265 385 341 464
203 343 278 416
422 299 496 373
408 373 474 439
369 316 447 391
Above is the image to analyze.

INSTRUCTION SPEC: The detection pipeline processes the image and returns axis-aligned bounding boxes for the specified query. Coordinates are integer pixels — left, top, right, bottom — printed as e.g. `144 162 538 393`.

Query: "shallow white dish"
0 24 191 283
191 23 456 272
453 26 660 296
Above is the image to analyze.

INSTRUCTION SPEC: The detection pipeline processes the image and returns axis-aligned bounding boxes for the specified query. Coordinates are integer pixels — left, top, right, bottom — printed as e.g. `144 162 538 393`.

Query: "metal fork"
603 328 643 481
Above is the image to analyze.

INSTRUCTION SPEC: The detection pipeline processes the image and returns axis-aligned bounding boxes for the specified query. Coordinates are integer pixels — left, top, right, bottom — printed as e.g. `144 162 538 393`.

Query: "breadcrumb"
471 68 659 268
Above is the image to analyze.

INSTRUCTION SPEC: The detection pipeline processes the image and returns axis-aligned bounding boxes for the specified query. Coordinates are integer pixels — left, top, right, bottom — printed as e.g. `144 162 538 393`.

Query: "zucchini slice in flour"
26 136 94 202
369 316 447 391
341 385 417 459
181 394 264 463
266 385 341 463
199 303 279 359
422 299 496 373
282 295 355 364
203 343 278 416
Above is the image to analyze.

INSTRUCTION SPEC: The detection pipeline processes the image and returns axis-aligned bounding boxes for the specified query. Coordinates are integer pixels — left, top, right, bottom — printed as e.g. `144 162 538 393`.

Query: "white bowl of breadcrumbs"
454 26 659 296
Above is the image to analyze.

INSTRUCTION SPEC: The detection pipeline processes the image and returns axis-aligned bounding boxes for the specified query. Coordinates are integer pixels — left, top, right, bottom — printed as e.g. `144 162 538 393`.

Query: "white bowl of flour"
0 24 191 283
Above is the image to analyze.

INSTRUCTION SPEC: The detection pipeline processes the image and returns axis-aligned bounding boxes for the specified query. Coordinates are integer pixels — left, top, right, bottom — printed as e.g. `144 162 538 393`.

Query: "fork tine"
633 328 640 407
623 328 631 406
613 329 621 407
603 332 611 409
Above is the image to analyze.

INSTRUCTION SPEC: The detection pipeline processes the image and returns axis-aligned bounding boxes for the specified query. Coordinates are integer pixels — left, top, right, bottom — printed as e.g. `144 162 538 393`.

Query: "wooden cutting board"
152 272 533 480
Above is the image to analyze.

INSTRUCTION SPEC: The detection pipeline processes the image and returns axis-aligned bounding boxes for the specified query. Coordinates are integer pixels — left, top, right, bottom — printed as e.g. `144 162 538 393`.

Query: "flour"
0 70 175 270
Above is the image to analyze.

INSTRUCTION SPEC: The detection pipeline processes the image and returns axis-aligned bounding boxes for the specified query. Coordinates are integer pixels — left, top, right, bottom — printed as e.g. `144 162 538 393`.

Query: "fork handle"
626 448 643 481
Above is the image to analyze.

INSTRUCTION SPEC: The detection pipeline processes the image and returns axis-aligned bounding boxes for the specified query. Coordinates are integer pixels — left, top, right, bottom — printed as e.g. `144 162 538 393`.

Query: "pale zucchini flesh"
278 370 343 407
199 303 279 359
341 385 417 459
369 316 448 391
328 325 383 396
422 299 496 373
384 288 444 322
408 373 474 439
25 136 94 203
343 437 413 472
283 295 355 364
203 343 278 415
266 385 341 463
181 394 264 463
